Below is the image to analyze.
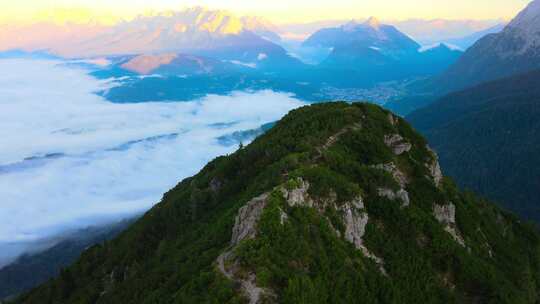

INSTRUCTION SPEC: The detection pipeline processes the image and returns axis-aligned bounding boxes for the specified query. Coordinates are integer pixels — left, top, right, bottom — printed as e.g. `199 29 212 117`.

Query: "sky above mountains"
1 0 532 25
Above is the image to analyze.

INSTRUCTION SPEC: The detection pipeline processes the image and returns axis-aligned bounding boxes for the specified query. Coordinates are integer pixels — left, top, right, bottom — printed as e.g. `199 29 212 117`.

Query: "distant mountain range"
435 0 540 93
303 17 421 51
62 7 300 69
443 23 505 50
278 18 503 44
386 0 540 116
301 18 462 84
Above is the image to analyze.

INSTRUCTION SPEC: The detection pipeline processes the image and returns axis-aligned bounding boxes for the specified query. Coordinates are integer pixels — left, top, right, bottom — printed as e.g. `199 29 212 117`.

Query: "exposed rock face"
378 188 410 207
373 162 410 207
279 208 288 225
426 147 443 187
341 197 368 249
231 193 269 246
339 197 386 274
220 193 276 304
433 203 466 247
280 180 386 273
387 113 398 126
339 197 387 275
209 177 222 192
217 251 274 304
433 203 455 225
280 178 313 208
384 134 412 155
372 162 408 188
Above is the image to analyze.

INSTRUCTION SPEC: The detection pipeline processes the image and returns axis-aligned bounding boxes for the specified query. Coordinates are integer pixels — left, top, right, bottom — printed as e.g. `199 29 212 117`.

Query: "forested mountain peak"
17 103 540 304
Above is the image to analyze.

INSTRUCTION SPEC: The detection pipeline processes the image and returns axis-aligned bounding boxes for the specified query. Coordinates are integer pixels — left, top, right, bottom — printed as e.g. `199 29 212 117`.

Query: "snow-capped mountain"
240 16 282 42
0 7 290 69
302 18 461 83
436 0 540 92
303 17 420 53
67 8 281 59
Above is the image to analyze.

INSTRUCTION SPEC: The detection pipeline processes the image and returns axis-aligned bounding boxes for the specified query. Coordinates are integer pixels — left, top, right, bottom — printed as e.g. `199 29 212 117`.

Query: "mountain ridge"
16 102 540 304
435 0 540 92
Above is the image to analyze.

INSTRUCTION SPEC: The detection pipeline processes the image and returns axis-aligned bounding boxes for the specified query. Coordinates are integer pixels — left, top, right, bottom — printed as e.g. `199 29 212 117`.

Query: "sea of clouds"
0 59 306 267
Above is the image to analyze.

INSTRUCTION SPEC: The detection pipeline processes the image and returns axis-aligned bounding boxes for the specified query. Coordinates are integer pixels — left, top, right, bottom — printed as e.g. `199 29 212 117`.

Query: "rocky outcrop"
426 147 443 187
433 203 466 247
388 113 398 126
378 188 410 207
372 162 408 188
217 251 275 304
340 199 386 274
340 197 368 249
219 193 276 304
280 179 386 273
231 193 269 246
384 134 412 155
280 179 313 208
372 162 410 207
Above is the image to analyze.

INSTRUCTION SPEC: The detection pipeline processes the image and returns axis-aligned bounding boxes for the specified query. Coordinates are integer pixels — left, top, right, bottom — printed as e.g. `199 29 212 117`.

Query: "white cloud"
0 59 305 266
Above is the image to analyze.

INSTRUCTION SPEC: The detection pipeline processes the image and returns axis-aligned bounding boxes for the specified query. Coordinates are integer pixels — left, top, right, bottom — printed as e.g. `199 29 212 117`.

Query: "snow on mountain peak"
342 17 381 32
419 42 462 53
365 17 381 28
126 7 245 35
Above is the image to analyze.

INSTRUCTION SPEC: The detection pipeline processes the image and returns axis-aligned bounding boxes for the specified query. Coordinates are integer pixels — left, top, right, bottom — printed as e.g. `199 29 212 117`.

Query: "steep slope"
445 24 505 50
17 103 540 303
408 69 540 223
436 0 540 92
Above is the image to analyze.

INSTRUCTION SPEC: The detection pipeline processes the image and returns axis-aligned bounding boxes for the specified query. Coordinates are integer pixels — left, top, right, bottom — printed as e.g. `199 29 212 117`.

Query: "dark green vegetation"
408 69 540 223
17 103 540 303
0 221 132 300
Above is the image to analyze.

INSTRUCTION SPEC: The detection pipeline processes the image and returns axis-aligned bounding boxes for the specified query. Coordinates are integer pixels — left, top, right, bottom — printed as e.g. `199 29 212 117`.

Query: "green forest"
16 103 540 304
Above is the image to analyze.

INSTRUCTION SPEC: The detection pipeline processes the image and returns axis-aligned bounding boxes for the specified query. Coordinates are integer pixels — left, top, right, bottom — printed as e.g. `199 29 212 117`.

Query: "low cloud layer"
0 59 305 266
